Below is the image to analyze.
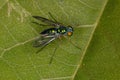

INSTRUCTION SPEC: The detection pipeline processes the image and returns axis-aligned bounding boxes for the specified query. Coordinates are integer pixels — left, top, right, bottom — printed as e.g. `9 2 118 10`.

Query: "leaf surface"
0 0 108 80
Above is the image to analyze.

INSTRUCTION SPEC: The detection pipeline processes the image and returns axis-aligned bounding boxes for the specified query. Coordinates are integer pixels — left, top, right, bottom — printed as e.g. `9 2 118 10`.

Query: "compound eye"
67 32 72 36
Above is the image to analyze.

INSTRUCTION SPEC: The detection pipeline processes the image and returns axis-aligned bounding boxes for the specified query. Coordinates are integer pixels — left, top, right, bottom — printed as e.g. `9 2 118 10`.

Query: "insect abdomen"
40 28 57 35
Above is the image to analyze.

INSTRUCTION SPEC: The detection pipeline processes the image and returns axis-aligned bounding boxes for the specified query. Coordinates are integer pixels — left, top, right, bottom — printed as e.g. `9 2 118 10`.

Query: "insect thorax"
57 26 67 34
40 28 57 35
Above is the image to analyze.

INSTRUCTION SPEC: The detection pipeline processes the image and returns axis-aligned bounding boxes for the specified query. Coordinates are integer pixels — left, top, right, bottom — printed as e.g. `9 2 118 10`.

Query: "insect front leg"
64 36 81 50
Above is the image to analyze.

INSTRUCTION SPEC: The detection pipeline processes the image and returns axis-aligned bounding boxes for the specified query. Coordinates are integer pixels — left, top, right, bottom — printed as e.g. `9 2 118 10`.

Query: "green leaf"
74 0 120 80
0 0 109 80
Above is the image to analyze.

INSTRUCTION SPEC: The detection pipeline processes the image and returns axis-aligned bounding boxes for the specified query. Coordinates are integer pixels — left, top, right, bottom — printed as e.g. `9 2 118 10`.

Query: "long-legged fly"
32 13 80 64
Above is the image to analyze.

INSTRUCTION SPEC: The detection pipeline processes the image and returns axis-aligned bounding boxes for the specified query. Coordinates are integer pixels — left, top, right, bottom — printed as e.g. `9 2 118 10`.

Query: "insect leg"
64 37 81 50
49 46 57 64
48 12 58 23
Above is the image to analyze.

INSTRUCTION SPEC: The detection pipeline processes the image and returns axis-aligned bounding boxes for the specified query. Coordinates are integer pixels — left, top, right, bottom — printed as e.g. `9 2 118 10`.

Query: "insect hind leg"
49 47 57 64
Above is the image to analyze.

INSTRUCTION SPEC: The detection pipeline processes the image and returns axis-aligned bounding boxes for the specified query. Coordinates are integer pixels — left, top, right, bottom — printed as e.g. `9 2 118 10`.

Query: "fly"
32 13 80 64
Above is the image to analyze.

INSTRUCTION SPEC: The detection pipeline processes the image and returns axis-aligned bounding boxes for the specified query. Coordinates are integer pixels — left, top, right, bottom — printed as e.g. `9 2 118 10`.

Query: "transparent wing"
32 16 62 27
33 35 56 53
33 35 55 47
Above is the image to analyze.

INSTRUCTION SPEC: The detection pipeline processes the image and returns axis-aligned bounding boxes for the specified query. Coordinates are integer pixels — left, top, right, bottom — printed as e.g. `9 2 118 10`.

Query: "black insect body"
33 16 73 49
